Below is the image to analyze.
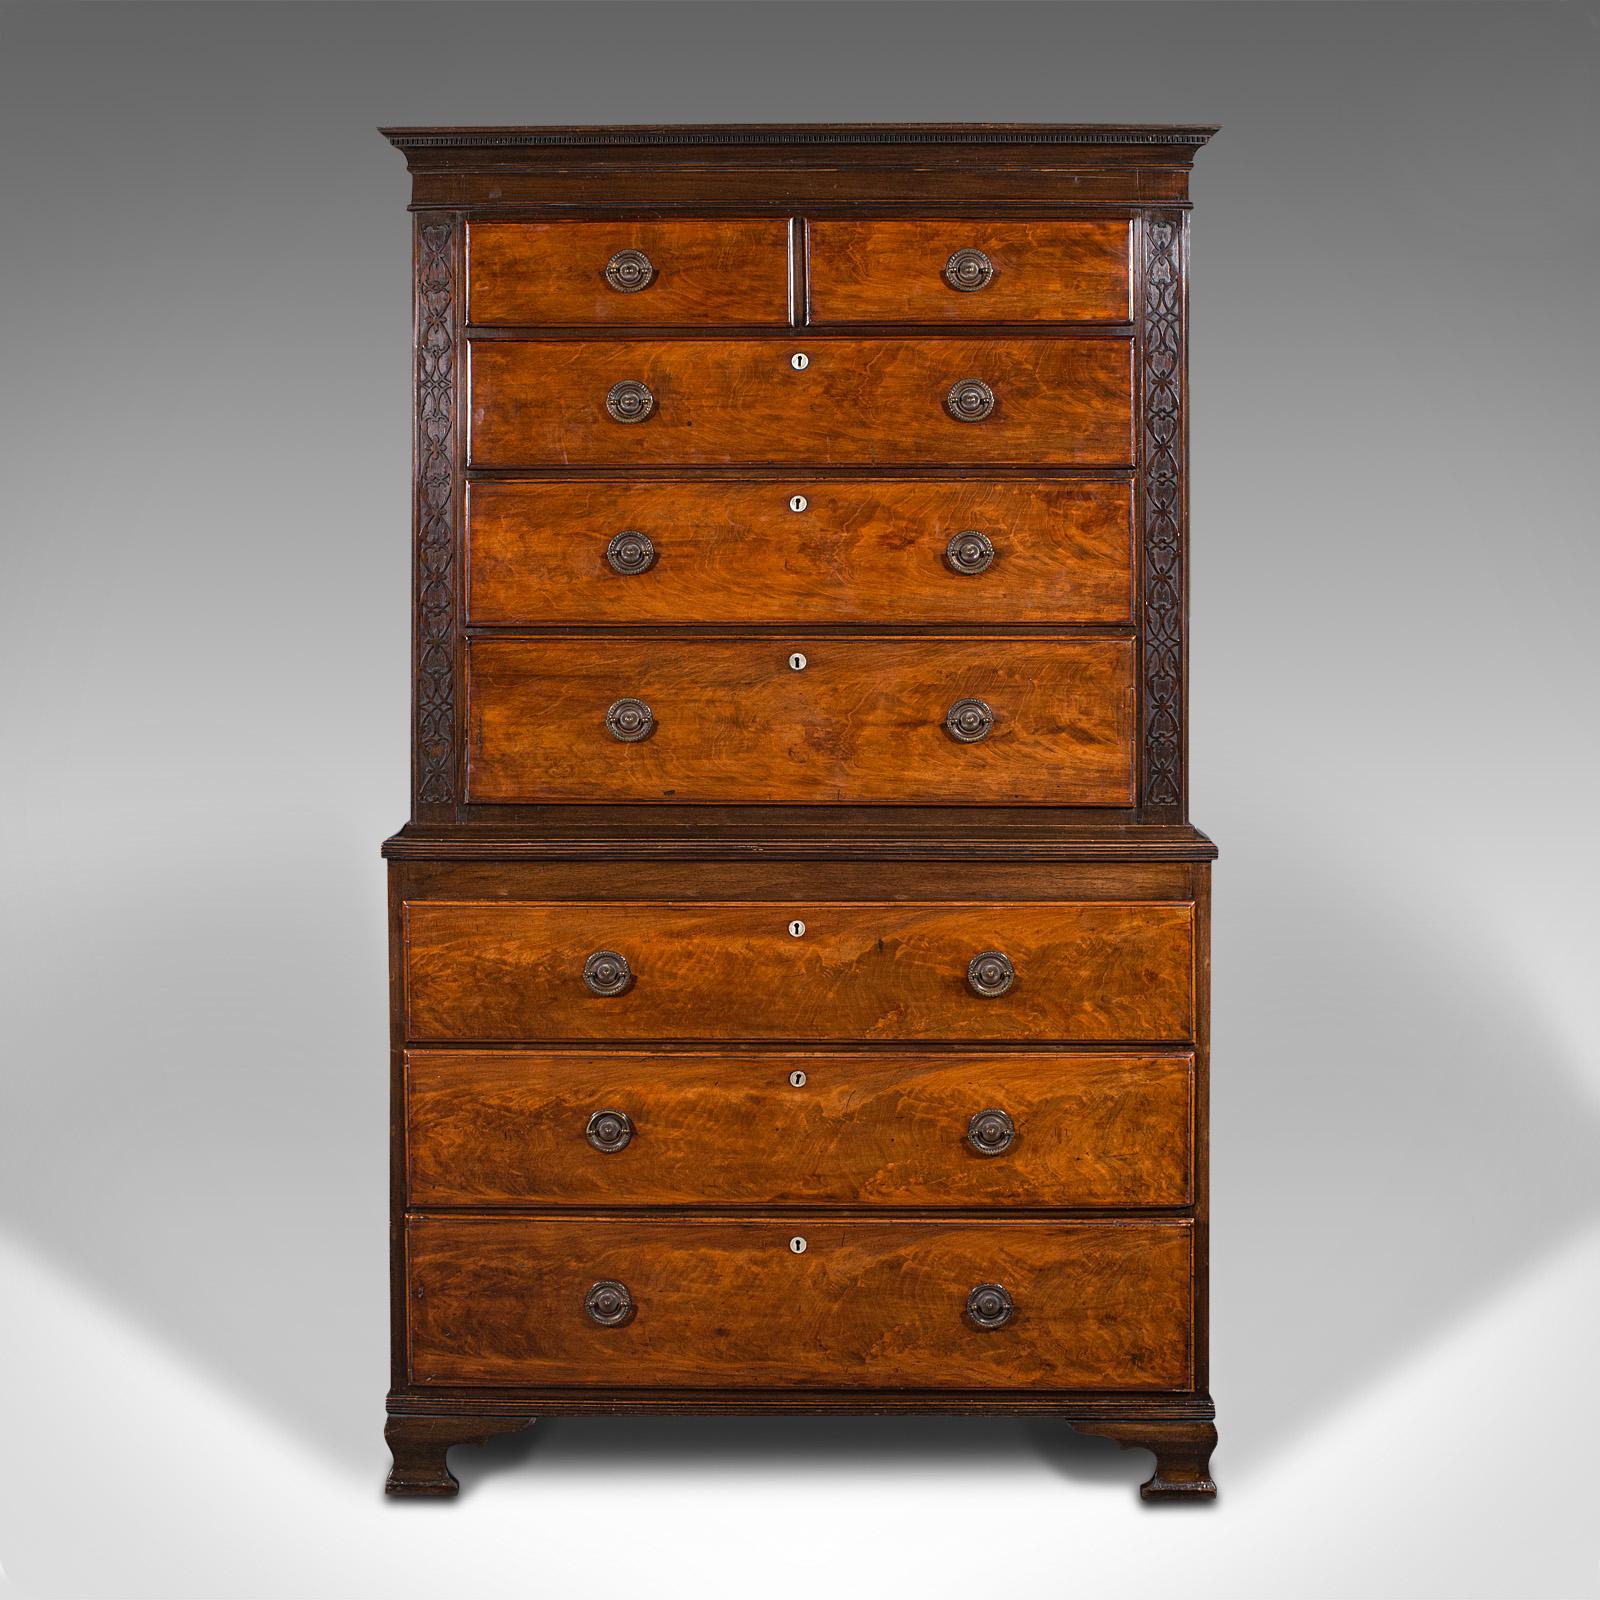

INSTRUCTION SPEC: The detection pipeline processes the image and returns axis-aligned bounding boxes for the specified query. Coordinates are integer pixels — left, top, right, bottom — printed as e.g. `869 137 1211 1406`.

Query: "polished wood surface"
405 1215 1194 1389
466 478 1134 625
387 832 1213 874
402 898 1195 1043
465 634 1135 806
384 126 1218 1500
467 337 1135 467
468 219 791 326
807 219 1132 324
405 1049 1194 1208
392 857 1202 899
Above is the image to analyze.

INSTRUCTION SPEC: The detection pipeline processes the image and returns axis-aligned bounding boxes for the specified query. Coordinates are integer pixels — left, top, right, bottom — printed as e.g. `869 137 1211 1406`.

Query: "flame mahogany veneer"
464 636 1137 806
382 123 1218 1502
465 478 1135 626
468 336 1135 468
404 1050 1195 1209
406 1217 1194 1390
402 898 1194 1043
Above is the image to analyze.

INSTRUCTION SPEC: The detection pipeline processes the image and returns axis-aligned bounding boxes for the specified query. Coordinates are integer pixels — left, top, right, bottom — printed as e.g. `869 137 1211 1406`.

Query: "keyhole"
788 653 807 671
789 1237 808 1254
789 494 808 513
790 352 809 371
788 1069 808 1088
788 920 806 938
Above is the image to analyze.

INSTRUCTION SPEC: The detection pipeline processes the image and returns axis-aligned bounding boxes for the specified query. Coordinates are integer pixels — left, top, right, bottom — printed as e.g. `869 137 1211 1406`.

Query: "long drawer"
466 478 1134 626
467 337 1134 466
402 899 1195 1043
405 1216 1194 1390
405 1049 1194 1208
464 634 1135 806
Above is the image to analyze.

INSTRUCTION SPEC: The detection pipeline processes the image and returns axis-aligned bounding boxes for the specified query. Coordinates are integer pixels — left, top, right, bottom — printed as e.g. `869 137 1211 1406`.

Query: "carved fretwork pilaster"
1140 211 1186 816
413 216 460 815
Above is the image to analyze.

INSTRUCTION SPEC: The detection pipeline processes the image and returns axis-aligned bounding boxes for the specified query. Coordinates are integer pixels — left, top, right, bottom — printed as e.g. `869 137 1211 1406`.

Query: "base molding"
1071 1417 1218 1500
385 1392 1216 1501
389 1388 1213 1419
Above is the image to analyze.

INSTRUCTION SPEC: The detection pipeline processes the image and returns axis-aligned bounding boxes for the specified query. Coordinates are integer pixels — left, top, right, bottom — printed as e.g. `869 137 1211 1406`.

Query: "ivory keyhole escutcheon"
789 1237 808 1254
790 351 809 370
788 1070 807 1088
789 494 808 513
788 919 806 938
788 652 807 672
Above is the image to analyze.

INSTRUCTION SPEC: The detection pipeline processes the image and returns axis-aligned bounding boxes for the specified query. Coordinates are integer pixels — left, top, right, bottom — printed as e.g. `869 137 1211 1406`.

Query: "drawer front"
468 337 1134 467
402 900 1195 1044
405 1216 1194 1390
466 479 1133 626
468 220 791 326
406 1050 1194 1208
465 635 1135 806
807 220 1133 324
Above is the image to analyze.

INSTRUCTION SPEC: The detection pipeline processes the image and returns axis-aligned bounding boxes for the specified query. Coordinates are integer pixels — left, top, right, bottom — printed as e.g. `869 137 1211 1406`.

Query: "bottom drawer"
405 1216 1194 1390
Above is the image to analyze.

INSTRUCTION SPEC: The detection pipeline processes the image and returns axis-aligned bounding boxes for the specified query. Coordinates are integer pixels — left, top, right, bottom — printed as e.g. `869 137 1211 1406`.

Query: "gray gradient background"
2 3 1597 1596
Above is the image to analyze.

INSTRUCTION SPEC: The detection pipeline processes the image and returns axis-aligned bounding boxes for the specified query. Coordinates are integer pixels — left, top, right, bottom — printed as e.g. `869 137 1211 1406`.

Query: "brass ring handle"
945 698 994 743
586 1109 634 1152
967 951 1015 998
583 950 632 996
945 531 995 575
966 1283 1014 1329
946 379 995 422
966 1108 1015 1156
944 248 995 291
585 1280 633 1326
606 531 656 575
605 697 654 742
604 249 655 293
606 380 655 423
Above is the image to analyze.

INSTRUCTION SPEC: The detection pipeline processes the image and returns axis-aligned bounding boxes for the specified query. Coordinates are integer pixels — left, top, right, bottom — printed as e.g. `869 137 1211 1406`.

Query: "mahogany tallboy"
381 125 1218 1500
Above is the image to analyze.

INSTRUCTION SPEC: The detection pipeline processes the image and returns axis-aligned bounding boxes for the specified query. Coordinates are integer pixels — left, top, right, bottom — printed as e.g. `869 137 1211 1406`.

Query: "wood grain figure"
405 1049 1195 1208
406 1215 1194 1390
466 478 1134 626
470 219 791 326
806 219 1132 324
468 337 1134 467
402 898 1195 1043
465 634 1136 806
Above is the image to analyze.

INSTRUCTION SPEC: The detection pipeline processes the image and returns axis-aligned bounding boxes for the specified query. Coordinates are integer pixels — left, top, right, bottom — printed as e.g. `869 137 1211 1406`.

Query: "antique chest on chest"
381 123 1218 1500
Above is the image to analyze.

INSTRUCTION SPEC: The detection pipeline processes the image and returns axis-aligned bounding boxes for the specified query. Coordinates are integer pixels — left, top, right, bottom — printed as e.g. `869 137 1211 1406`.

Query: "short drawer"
807 219 1132 324
405 1215 1194 1390
406 1050 1194 1208
402 899 1195 1044
466 478 1133 626
467 337 1133 467
468 220 790 326
465 634 1135 806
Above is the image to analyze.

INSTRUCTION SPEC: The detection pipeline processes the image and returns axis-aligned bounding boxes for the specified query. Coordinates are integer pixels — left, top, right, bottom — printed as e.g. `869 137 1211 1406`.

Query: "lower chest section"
391 858 1208 1395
